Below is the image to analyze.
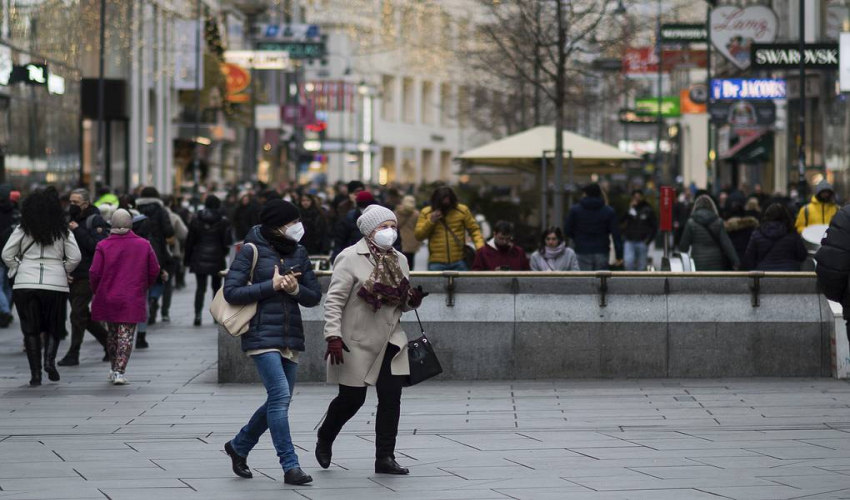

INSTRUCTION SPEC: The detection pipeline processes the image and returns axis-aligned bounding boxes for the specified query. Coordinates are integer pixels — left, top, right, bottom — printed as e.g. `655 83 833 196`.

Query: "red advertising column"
660 186 675 258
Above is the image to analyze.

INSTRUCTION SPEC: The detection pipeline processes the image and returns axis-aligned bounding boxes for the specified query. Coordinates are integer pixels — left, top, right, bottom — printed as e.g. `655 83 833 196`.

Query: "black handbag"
405 309 443 386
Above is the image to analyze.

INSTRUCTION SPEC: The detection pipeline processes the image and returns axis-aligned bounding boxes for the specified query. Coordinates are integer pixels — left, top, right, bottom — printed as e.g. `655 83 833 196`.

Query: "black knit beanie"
261 199 299 227
140 186 159 198
205 194 221 210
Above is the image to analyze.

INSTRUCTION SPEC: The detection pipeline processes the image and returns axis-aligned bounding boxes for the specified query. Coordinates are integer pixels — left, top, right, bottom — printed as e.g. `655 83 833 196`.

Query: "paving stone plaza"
1 287 849 500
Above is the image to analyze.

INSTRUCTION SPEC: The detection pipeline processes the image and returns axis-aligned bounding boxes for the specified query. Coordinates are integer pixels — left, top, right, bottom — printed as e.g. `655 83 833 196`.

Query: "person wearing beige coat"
316 205 427 476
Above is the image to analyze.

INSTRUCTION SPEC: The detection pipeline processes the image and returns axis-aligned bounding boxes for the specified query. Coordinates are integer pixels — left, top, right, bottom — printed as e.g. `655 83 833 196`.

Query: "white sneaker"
107 371 116 382
112 373 127 385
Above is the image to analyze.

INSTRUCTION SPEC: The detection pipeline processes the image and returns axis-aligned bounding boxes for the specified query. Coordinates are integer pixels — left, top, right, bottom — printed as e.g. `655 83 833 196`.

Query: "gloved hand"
324 337 350 365
408 285 430 308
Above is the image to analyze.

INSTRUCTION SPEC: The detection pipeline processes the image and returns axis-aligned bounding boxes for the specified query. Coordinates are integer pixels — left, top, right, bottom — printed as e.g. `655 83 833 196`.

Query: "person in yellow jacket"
795 181 840 234
414 186 485 270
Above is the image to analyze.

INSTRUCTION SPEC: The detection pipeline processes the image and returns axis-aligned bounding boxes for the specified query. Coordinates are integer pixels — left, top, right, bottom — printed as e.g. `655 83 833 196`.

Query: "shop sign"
255 104 282 129
221 62 250 103
10 63 47 86
0 46 11 86
661 24 707 43
710 6 778 70
256 23 321 41
623 48 707 74
635 97 680 117
709 100 776 128
680 89 707 114
224 50 291 70
47 73 65 95
751 43 839 69
618 109 658 124
710 78 786 100
660 186 675 232
841 34 850 92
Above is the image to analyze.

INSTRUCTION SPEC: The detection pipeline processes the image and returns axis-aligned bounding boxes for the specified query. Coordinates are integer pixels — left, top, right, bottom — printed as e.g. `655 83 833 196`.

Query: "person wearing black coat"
184 195 232 326
58 189 110 366
0 184 19 327
223 200 321 486
233 193 261 242
816 203 850 344
744 203 806 271
564 183 624 270
134 188 174 338
298 194 329 255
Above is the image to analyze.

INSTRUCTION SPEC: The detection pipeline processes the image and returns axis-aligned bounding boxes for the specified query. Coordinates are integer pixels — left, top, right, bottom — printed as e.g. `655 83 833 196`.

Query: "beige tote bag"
210 243 259 337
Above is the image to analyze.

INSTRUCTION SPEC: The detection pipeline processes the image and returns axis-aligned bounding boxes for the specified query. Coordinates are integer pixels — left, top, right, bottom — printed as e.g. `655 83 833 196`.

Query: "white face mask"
283 222 304 242
372 228 397 249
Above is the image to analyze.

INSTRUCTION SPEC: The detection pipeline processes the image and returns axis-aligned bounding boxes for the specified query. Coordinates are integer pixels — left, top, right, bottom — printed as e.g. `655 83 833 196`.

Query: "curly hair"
20 188 69 246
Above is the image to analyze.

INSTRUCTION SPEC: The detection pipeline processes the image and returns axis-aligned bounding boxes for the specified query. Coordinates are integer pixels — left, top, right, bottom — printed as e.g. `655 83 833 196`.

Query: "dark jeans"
402 252 415 271
68 278 107 352
231 353 299 471
318 345 405 459
194 273 222 317
160 272 174 317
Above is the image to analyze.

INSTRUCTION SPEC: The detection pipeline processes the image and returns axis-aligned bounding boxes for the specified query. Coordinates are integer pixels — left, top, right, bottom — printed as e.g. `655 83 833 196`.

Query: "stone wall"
218 273 832 383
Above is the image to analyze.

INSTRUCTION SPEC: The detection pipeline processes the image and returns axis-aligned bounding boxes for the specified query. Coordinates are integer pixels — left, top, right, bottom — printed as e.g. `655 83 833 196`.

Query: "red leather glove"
408 285 429 308
325 337 350 365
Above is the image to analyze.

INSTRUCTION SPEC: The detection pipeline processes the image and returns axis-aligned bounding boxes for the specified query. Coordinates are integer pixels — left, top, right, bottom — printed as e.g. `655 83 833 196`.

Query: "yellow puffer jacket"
415 204 485 264
795 196 839 234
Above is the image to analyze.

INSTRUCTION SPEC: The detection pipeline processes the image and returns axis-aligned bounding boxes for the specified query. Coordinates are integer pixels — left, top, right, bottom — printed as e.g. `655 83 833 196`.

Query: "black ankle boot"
193 315 201 327
375 457 409 475
315 438 333 469
43 335 60 382
23 336 41 386
283 467 312 485
224 441 252 478
57 347 80 366
135 332 148 349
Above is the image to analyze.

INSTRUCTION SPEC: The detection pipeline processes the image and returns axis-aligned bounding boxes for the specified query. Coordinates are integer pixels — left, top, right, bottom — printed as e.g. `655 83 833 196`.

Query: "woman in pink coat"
89 209 160 385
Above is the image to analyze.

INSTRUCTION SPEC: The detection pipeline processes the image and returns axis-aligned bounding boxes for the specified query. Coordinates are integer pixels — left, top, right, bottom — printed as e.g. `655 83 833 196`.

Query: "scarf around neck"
260 226 298 256
544 242 567 259
357 239 410 312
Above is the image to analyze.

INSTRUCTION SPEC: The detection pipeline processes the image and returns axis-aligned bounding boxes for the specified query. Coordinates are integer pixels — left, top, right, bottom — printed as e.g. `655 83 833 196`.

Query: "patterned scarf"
357 239 410 311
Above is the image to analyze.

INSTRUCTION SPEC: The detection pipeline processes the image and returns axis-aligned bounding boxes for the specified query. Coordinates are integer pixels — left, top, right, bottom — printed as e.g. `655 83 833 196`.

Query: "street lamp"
614 0 627 16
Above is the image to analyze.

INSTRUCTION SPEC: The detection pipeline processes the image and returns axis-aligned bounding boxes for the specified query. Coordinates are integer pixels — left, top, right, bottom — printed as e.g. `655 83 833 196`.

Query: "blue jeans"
0 264 11 314
577 253 609 271
231 353 299 472
624 241 648 271
428 260 468 271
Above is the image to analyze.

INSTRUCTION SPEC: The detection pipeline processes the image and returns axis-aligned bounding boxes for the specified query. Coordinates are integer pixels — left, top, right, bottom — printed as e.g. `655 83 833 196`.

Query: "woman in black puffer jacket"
222 200 321 486
743 203 806 271
184 195 232 325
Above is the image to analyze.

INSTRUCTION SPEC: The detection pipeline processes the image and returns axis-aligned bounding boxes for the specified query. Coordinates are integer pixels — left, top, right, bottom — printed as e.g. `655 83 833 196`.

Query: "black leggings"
318 345 405 459
194 273 222 316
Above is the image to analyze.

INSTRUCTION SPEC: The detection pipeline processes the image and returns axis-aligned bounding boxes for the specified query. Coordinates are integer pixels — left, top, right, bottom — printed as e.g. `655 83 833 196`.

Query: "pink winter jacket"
90 231 160 324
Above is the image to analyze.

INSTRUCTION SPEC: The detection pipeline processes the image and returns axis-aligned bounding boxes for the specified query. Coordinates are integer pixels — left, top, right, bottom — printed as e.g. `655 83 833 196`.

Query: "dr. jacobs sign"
710 79 786 101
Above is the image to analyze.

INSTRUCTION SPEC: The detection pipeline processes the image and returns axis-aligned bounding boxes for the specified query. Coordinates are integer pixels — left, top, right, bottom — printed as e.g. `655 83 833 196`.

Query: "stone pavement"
0 286 849 500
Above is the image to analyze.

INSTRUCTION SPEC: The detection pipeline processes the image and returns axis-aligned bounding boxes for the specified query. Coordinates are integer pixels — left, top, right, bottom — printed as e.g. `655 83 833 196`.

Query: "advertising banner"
635 97 681 117
710 6 778 70
709 100 776 129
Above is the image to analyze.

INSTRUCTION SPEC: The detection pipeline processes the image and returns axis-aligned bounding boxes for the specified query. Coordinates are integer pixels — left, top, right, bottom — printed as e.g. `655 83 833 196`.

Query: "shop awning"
719 130 771 161
459 126 639 168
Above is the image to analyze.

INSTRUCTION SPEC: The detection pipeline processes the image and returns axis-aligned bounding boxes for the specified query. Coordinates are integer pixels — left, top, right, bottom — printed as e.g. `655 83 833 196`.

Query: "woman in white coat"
316 205 426 475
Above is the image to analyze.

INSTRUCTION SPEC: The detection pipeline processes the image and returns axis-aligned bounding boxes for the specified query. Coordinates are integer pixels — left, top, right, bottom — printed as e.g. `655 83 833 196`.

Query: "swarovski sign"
751 43 839 69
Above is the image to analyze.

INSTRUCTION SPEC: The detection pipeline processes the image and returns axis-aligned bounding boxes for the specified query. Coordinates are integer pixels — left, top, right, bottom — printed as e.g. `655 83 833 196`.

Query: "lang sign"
710 79 786 100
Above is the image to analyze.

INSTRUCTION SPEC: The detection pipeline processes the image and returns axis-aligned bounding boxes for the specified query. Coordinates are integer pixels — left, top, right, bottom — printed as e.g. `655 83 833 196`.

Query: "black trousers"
402 252 415 271
68 278 107 351
194 273 222 316
318 344 405 459
160 272 174 316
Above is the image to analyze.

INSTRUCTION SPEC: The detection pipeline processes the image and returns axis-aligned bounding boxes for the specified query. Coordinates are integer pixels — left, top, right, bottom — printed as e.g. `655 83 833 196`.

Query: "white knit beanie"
110 209 132 235
357 205 397 236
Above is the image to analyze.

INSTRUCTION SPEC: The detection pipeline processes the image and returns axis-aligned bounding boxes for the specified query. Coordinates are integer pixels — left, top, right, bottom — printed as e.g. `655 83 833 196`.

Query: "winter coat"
472 240 530 271
395 206 421 254
332 208 363 262
0 200 20 253
795 196 839 234
622 201 657 243
89 231 160 323
415 204 485 264
299 206 330 255
166 207 189 259
184 209 232 275
724 216 760 268
530 248 580 271
233 201 261 241
816 206 850 310
135 198 175 272
69 205 109 280
224 226 321 353
1 227 81 292
323 238 414 387
678 209 740 271
743 222 806 271
564 197 624 259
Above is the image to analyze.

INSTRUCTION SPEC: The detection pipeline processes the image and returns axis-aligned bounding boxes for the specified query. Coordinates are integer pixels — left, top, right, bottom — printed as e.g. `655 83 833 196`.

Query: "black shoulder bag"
405 309 443 386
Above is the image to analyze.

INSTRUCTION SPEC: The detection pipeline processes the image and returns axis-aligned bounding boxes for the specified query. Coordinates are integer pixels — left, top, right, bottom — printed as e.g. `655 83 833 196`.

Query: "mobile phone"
285 264 302 276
